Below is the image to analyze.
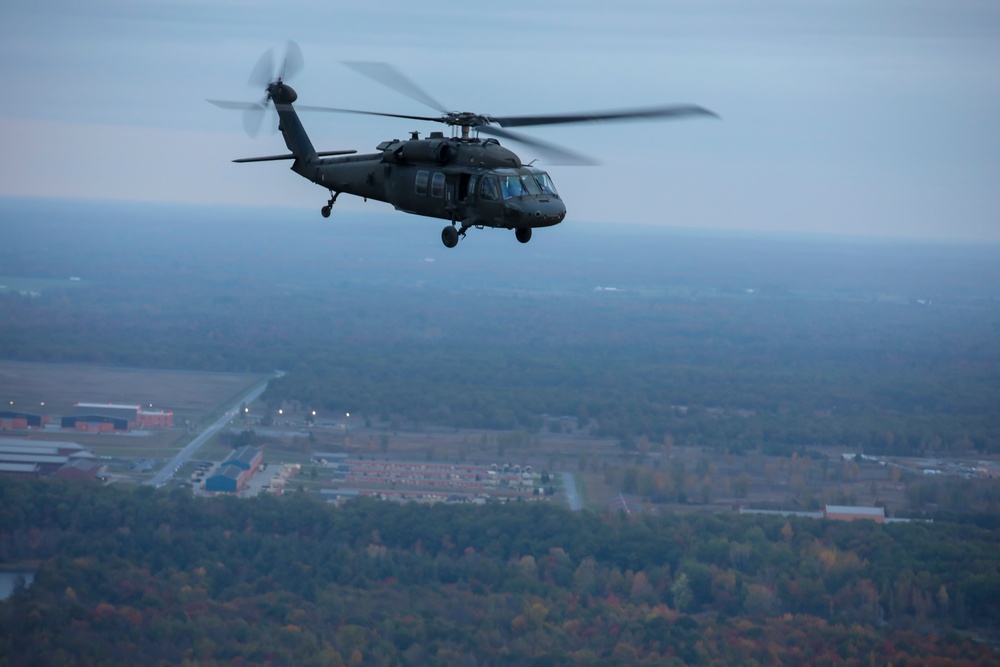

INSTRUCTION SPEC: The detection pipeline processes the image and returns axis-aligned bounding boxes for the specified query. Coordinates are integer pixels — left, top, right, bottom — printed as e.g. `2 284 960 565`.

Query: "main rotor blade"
297 102 596 164
342 61 448 113
491 104 719 128
478 126 597 166
296 104 446 125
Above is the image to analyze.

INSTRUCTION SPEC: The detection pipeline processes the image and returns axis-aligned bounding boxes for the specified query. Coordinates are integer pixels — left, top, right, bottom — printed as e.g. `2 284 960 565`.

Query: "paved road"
562 472 583 511
146 379 272 488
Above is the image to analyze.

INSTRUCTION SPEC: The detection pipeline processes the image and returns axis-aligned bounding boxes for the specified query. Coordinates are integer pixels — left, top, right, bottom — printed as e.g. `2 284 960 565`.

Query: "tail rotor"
210 41 304 138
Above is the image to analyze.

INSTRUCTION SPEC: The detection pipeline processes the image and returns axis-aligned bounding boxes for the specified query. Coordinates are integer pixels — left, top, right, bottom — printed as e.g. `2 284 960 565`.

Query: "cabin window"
431 172 446 198
415 170 429 195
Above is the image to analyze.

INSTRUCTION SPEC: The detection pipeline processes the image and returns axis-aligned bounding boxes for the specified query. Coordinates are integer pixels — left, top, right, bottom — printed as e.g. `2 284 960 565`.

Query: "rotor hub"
268 81 297 105
444 111 492 129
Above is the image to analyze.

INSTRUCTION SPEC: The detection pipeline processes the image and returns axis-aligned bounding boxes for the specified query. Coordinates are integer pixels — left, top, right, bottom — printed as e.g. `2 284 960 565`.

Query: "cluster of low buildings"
739 504 923 524
62 403 174 432
263 463 301 494
195 447 298 496
315 458 542 505
332 459 536 492
320 488 486 505
1 402 174 434
0 438 103 480
0 412 49 430
842 451 993 479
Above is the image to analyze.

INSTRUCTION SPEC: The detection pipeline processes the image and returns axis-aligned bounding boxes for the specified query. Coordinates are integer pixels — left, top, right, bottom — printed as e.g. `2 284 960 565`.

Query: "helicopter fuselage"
232 82 572 246
292 134 566 235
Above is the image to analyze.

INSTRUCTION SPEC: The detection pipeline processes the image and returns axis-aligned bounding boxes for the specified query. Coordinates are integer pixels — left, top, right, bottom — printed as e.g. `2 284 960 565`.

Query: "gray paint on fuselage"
295 153 388 203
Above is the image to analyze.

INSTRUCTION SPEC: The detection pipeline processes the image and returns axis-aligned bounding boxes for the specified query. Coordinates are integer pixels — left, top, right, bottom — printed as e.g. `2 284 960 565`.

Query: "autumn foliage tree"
1 478 998 666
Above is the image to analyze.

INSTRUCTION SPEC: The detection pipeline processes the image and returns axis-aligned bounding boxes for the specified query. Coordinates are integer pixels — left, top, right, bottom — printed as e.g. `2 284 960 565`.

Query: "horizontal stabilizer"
233 150 357 163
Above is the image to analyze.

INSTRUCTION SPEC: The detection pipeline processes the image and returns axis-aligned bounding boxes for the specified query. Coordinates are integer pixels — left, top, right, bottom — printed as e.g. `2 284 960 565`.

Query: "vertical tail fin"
269 84 316 162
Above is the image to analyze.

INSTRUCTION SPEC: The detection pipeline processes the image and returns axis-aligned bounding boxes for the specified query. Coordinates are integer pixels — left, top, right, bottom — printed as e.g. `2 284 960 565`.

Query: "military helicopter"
210 42 717 248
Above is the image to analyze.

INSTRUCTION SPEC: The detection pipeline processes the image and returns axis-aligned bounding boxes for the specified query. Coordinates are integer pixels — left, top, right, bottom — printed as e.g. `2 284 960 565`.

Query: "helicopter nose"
523 197 567 227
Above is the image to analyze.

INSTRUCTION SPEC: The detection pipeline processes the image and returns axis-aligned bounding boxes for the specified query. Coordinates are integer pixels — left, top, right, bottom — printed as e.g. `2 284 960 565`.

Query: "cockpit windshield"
494 168 559 200
528 168 559 196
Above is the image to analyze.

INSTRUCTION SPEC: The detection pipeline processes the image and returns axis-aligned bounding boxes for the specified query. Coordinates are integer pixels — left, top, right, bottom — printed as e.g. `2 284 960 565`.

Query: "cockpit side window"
500 175 525 199
480 176 500 201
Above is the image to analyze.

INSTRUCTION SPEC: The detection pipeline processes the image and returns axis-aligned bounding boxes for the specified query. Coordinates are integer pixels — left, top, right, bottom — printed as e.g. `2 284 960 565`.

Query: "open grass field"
0 360 268 425
0 361 269 480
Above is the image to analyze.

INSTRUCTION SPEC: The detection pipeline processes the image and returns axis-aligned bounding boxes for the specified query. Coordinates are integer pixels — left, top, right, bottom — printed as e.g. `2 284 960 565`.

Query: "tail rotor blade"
207 99 260 111
248 47 275 88
213 42 307 138
242 104 266 137
279 40 304 81
265 107 280 135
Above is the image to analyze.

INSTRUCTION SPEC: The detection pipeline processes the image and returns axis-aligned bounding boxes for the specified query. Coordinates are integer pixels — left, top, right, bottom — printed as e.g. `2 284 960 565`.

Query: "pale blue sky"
1 0 998 240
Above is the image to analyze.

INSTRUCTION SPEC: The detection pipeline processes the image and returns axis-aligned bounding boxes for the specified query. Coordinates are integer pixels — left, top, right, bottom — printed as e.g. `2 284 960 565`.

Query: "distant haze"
2 197 998 454
1 1 998 241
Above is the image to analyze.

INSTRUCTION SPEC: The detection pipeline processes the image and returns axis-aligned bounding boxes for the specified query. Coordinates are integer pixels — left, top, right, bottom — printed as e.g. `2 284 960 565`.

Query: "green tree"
671 572 693 613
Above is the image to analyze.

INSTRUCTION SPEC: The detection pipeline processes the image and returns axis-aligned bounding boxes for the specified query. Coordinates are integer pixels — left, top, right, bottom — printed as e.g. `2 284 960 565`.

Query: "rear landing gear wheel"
321 191 339 218
515 227 532 244
441 225 459 248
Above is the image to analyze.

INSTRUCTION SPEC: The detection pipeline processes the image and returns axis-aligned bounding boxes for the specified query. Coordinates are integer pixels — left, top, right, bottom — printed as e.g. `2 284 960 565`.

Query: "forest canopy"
1 479 999 665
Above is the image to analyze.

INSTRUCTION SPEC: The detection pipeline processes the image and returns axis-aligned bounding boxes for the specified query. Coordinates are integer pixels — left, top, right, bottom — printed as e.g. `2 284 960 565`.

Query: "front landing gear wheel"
515 227 532 244
441 225 459 248
321 206 331 218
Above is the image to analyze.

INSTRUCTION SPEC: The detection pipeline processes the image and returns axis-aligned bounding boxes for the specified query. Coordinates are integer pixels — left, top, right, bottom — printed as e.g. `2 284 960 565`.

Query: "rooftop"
75 403 140 410
209 464 244 481
825 505 885 517
224 446 261 469
0 438 86 451
0 445 62 456
0 453 69 465
0 462 40 473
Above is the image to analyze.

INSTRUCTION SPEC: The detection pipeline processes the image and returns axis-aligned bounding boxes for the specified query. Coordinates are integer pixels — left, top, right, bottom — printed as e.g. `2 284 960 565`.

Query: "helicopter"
210 43 717 248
